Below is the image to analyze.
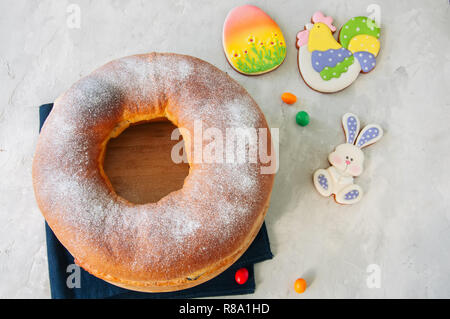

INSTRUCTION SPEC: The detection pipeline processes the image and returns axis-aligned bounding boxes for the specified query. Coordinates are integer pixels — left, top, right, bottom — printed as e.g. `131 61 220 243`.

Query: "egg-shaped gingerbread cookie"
223 5 286 75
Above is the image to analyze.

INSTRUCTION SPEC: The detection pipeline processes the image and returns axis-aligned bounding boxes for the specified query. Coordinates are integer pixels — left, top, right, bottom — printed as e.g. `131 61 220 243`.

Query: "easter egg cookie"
296 12 381 93
223 5 286 75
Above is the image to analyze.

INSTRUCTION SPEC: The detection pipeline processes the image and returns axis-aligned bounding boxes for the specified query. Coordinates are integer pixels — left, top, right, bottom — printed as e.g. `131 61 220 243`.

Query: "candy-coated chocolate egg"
235 268 249 285
296 111 310 126
294 278 307 293
281 92 297 104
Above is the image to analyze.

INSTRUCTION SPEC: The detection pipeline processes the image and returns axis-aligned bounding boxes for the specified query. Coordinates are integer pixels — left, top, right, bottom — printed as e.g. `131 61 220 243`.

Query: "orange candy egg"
281 92 297 104
294 278 307 294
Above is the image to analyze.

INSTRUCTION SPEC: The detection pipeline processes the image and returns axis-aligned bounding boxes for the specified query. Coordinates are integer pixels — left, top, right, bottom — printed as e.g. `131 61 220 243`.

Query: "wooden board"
103 120 190 204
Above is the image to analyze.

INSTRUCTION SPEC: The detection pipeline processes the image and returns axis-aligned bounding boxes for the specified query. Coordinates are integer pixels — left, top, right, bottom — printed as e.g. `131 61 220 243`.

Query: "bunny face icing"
328 143 364 176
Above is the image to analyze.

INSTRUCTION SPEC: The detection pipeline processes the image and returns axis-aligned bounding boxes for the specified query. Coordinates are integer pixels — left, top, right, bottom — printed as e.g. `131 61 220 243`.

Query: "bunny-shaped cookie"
313 113 383 204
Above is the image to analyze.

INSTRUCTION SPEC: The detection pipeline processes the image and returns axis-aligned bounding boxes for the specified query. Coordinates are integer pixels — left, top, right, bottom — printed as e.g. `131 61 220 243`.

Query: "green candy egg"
296 111 310 127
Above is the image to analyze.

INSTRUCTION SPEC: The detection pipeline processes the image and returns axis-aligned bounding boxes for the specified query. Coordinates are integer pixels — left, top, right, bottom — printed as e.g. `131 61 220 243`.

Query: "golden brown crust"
102 197 271 292
32 53 275 292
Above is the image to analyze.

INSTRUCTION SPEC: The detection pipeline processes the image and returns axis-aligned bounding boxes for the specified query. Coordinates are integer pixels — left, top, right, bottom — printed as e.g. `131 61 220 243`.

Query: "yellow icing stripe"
347 35 380 57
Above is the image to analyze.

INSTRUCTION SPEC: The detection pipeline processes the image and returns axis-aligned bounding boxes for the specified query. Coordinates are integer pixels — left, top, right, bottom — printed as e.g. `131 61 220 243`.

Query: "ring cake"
32 53 275 292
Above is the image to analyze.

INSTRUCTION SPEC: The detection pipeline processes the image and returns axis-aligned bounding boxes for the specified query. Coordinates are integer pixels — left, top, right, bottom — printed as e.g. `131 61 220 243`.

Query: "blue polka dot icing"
354 51 376 73
318 174 328 190
346 115 358 144
357 127 380 147
344 189 359 200
311 48 352 72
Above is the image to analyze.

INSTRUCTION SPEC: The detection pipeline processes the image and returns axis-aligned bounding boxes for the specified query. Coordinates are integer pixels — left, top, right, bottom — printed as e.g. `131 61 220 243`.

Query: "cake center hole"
103 119 190 204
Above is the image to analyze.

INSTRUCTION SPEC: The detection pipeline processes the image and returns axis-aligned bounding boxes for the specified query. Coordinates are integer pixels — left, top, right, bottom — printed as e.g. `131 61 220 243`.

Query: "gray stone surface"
0 0 449 298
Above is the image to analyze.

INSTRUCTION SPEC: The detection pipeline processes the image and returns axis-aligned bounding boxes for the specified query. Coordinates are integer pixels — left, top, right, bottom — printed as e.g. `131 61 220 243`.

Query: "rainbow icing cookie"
223 5 286 75
296 12 381 93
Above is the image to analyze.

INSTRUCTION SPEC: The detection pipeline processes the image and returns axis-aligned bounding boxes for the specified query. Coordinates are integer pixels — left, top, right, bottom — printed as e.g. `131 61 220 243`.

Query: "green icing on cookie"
233 39 286 74
339 16 380 49
320 55 354 81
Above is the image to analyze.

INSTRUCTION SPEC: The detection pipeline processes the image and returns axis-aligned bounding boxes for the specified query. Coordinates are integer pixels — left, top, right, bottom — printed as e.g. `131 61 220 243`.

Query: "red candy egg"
235 268 249 285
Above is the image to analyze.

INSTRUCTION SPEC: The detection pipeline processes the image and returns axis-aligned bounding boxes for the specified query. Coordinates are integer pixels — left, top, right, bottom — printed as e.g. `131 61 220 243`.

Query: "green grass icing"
234 39 286 74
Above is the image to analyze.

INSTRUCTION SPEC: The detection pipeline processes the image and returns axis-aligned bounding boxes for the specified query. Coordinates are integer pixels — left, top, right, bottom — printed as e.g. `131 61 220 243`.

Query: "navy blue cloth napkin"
39 103 273 299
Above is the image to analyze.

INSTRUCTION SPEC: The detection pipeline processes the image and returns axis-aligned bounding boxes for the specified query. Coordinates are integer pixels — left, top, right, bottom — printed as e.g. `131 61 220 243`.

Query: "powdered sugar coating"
33 53 274 283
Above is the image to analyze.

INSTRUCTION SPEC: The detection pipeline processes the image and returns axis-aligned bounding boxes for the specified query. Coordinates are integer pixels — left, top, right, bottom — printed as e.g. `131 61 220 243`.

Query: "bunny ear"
355 124 383 148
342 113 360 145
